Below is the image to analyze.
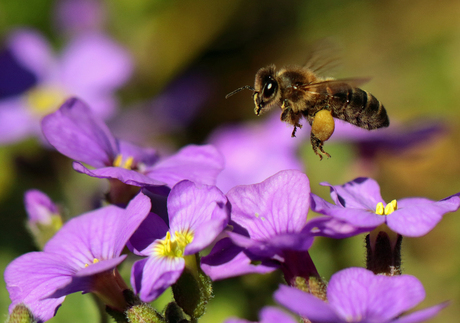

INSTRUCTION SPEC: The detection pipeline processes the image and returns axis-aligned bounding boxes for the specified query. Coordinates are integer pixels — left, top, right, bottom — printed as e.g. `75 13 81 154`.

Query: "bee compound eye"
263 79 277 99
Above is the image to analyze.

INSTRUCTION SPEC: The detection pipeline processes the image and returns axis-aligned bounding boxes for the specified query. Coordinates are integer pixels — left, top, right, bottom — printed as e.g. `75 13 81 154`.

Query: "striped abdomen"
329 87 389 130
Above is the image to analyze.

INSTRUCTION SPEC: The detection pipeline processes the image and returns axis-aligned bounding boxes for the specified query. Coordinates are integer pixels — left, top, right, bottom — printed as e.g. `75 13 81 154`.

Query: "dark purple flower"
0 28 132 144
311 177 460 237
225 307 297 323
130 180 229 302
331 118 446 153
5 192 151 322
201 170 365 282
208 112 304 192
42 98 224 190
330 118 446 175
274 267 447 323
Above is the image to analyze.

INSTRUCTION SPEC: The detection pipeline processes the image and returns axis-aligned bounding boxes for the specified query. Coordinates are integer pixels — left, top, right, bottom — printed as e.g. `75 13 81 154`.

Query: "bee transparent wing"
300 77 371 95
302 39 342 76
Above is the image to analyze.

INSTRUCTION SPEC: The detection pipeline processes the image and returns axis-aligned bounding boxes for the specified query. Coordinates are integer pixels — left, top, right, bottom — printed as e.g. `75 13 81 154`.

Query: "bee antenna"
225 85 256 99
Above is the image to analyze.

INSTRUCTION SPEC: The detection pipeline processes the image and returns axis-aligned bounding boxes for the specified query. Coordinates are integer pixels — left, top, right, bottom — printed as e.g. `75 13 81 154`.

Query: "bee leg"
310 133 331 160
291 123 302 137
280 104 302 137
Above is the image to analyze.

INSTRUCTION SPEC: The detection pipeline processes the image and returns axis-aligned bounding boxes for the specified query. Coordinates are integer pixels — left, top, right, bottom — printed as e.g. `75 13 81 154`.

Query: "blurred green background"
2 0 460 322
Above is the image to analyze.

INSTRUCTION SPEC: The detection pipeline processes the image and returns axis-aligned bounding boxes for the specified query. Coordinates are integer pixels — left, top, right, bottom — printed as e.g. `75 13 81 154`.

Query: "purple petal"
304 216 372 239
387 194 460 237
327 268 425 322
0 97 36 144
321 177 384 210
41 98 118 167
128 212 169 254
119 140 159 167
44 192 151 266
167 180 229 254
7 29 55 79
259 307 298 323
227 231 314 259
5 252 72 322
392 302 448 323
146 144 224 187
75 256 127 277
209 113 304 193
49 256 127 298
274 285 341 322
24 189 59 224
132 256 184 302
201 238 277 281
73 161 167 187
310 193 384 228
227 170 310 240
60 32 132 93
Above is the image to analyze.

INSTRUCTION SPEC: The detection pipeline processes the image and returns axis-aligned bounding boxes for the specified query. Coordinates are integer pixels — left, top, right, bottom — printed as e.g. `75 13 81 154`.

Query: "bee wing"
302 39 342 76
300 77 371 95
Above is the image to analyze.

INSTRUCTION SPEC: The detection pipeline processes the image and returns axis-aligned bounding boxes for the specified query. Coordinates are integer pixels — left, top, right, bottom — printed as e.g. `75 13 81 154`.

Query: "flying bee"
225 64 390 160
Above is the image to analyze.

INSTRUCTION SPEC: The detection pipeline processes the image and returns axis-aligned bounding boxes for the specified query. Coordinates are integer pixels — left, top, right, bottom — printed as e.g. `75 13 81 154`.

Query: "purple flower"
0 28 132 144
130 180 229 302
201 170 365 282
274 267 447 323
5 192 151 322
42 98 224 190
208 112 304 193
311 177 460 237
224 307 297 323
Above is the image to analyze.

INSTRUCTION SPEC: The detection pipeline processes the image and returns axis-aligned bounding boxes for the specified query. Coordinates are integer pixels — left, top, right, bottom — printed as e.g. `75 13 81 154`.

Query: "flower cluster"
2 8 460 323
5 98 460 321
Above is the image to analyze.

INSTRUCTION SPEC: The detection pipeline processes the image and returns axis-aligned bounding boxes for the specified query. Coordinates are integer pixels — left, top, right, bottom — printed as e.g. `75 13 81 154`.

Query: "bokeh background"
1 0 460 322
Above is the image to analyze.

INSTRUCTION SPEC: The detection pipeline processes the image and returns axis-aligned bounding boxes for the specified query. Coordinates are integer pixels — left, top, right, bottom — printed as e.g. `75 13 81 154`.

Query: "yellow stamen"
375 200 398 215
123 156 134 169
154 230 194 259
84 258 100 267
113 155 123 167
113 154 135 169
375 202 384 215
384 200 398 215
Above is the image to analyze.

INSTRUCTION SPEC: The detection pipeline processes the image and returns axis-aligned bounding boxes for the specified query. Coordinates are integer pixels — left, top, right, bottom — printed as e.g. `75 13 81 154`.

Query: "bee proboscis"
226 64 390 160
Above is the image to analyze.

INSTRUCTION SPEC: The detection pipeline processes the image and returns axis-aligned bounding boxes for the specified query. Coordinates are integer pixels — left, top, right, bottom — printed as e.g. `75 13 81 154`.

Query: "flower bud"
125 303 165 323
6 304 37 323
171 254 213 319
24 190 62 249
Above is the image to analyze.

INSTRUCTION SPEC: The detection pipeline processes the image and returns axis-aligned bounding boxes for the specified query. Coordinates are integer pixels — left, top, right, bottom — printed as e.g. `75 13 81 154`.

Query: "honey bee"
226 64 390 160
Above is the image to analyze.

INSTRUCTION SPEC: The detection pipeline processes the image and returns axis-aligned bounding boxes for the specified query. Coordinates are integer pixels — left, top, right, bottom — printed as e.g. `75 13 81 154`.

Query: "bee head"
254 65 279 116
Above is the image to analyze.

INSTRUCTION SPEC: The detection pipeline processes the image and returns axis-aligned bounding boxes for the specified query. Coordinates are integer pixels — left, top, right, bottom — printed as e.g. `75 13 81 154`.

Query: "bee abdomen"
332 88 389 130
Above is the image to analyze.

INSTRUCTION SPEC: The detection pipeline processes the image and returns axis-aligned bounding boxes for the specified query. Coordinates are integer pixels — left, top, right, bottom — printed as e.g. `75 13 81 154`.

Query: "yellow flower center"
375 199 398 215
84 258 100 268
154 230 194 258
27 86 66 116
113 154 135 169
